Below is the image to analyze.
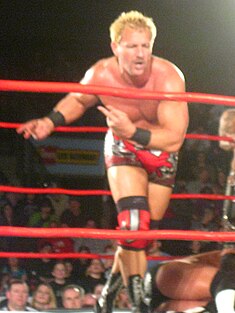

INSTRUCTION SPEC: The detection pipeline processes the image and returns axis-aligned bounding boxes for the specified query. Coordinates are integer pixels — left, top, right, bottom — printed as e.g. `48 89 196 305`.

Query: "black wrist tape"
47 110 66 127
130 128 151 146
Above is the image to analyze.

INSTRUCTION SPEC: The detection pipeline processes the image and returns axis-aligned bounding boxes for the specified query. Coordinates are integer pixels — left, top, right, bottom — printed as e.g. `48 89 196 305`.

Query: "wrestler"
146 249 235 312
17 10 188 313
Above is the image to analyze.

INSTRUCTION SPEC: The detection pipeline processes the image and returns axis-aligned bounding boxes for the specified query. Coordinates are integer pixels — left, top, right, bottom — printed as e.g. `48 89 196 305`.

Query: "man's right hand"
17 117 54 140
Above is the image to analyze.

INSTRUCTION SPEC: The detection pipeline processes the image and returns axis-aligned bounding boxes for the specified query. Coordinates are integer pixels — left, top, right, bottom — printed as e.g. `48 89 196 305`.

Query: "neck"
8 304 24 311
55 278 65 284
34 301 49 309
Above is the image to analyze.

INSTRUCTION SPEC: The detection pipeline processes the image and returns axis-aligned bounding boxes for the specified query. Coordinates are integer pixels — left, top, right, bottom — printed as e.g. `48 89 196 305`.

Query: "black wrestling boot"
127 274 150 313
95 272 123 313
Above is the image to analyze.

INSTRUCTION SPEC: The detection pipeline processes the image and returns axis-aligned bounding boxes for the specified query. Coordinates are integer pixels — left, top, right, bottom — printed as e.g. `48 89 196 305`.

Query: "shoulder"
152 56 185 90
81 57 117 85
153 56 185 78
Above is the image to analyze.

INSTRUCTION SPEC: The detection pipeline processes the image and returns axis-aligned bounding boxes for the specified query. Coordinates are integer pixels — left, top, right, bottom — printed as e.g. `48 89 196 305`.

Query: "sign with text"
32 136 105 177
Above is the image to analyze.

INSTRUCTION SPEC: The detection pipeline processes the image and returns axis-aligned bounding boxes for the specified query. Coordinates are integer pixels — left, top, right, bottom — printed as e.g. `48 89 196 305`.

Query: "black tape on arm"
47 110 66 127
130 127 151 146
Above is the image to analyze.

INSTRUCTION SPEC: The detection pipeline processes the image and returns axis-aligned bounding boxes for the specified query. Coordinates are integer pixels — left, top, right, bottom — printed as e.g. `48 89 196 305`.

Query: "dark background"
1 0 234 92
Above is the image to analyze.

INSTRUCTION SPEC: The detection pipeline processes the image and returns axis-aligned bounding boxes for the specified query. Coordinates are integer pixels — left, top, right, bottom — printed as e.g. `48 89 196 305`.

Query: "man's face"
63 289 82 309
112 26 153 78
7 283 29 310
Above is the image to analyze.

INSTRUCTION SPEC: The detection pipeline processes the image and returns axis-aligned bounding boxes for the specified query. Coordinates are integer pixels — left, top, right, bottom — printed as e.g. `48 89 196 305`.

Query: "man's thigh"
107 165 148 202
107 165 172 220
148 182 172 220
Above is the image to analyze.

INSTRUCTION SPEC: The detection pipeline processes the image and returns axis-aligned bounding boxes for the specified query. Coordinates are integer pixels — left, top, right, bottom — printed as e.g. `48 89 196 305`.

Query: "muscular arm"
17 65 99 140
149 99 188 152
148 64 188 152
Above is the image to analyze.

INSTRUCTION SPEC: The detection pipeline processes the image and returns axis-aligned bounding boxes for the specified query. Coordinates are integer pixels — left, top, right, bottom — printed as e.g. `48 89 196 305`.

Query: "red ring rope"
0 79 235 105
0 226 234 242
0 122 233 144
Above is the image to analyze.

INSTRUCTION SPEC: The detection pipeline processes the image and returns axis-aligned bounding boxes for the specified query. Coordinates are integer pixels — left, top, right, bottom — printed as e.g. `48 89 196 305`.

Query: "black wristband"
47 110 66 127
130 127 151 146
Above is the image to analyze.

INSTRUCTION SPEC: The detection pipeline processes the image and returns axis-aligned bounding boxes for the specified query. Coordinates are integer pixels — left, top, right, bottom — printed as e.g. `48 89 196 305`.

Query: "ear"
110 42 118 57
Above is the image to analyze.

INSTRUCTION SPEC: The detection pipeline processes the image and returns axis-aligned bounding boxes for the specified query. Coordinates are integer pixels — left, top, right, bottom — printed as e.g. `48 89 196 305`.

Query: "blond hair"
32 283 57 309
110 11 157 47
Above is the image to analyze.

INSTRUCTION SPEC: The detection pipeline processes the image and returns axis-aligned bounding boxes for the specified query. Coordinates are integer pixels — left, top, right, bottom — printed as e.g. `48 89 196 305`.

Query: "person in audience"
1 258 27 282
73 245 91 281
60 259 76 284
0 201 21 251
38 220 74 253
115 286 131 310
60 196 86 228
61 284 84 309
146 240 171 270
79 258 106 294
15 193 41 226
31 283 57 310
46 182 70 218
27 242 55 285
74 218 112 254
28 198 57 228
0 279 36 311
50 261 68 307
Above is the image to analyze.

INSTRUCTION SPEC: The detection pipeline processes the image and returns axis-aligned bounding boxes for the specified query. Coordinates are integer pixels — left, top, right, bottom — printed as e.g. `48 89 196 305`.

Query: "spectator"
191 207 220 232
38 220 74 253
28 198 57 228
64 260 76 284
50 261 68 307
31 283 57 310
190 207 221 252
101 243 116 277
115 287 131 310
15 193 40 226
187 168 213 194
146 240 171 270
82 284 105 308
46 182 70 218
61 284 84 309
27 242 55 285
0 202 21 251
0 279 36 311
74 218 111 253
1 258 27 282
0 273 10 298
79 259 106 294
60 196 86 228
73 246 91 281
188 240 203 255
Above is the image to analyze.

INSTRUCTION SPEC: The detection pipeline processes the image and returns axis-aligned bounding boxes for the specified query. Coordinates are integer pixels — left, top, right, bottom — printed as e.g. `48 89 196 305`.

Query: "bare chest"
99 95 159 124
